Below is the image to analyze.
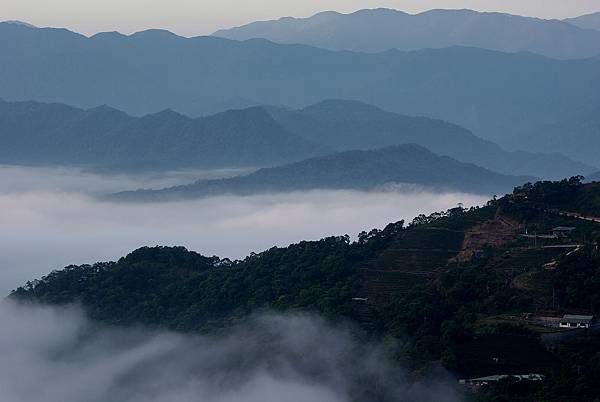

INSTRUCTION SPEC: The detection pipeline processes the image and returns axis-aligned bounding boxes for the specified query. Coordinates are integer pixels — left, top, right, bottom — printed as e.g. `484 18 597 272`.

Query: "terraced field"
492 247 568 276
361 227 465 304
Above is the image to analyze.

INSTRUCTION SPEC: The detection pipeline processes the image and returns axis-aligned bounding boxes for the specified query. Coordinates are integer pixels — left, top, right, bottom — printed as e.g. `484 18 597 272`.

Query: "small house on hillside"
552 227 576 238
559 314 595 329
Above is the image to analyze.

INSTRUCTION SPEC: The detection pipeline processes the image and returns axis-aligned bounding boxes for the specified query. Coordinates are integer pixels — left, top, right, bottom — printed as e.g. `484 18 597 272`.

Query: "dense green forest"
11 178 600 401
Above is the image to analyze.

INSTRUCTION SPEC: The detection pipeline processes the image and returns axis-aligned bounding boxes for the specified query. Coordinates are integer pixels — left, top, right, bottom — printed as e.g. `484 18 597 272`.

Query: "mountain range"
0 98 591 177
214 8 600 59
267 100 593 178
0 99 320 170
113 145 534 201
2 20 600 167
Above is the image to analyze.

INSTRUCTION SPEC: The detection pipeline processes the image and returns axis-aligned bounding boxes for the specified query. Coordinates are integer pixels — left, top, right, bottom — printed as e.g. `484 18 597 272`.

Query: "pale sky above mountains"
1 0 599 37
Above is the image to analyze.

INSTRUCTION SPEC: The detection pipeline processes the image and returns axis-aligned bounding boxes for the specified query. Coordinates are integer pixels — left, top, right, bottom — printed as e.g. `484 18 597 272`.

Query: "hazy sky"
2 0 599 37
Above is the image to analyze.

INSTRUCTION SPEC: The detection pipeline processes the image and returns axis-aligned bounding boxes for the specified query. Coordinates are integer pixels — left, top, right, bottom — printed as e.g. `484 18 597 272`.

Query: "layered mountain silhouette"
267 100 592 178
214 8 600 59
565 12 600 31
2 21 600 166
113 145 534 201
0 98 591 177
0 99 321 170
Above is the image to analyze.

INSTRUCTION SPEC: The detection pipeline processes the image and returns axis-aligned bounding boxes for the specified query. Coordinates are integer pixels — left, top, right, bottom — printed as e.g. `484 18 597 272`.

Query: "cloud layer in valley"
0 301 461 402
0 166 488 296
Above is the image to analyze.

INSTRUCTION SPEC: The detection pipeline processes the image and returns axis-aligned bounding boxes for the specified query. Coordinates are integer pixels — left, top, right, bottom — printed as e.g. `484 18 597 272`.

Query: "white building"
459 374 544 386
559 314 595 329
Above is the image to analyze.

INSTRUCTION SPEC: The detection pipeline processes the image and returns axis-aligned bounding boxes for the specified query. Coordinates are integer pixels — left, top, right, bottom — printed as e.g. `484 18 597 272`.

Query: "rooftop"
561 314 594 323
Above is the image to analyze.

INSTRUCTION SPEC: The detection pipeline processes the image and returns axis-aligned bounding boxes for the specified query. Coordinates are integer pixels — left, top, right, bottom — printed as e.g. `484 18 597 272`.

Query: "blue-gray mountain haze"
112 144 534 201
214 8 600 59
2 20 599 167
565 12 600 31
0 98 591 179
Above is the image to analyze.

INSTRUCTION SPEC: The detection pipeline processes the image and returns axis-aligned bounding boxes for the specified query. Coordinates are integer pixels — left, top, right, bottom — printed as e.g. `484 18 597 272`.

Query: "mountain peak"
310 10 342 19
85 104 131 118
350 8 408 17
130 29 181 40
1 20 37 29
142 108 186 121
90 31 127 40
113 142 532 201
210 105 273 121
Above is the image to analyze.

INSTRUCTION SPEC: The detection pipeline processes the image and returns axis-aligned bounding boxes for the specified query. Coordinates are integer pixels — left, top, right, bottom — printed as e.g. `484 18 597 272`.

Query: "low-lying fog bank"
0 166 488 295
0 190 487 295
0 301 461 402
0 164 254 194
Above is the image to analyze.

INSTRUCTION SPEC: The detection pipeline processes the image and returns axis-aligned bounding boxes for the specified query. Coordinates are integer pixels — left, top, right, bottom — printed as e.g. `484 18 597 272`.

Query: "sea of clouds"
0 165 488 296
0 301 462 402
0 165 485 402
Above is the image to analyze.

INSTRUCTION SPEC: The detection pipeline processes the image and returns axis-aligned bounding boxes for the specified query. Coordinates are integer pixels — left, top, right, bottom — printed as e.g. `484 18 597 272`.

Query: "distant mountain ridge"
565 12 600 31
267 100 593 179
0 99 321 170
214 8 600 59
0 98 591 178
2 20 37 28
114 145 535 201
2 21 600 166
